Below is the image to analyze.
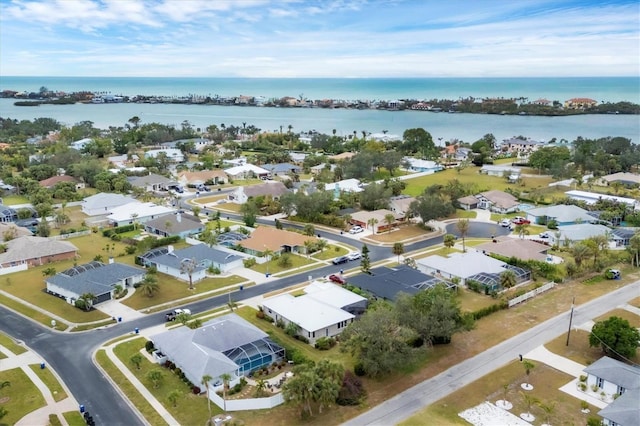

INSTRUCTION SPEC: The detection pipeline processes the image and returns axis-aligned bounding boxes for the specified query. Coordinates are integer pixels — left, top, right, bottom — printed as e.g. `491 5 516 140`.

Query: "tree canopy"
589 316 640 360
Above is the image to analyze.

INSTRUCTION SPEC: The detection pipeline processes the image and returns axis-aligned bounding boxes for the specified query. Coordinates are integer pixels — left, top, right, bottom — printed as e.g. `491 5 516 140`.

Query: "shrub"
145 341 155 353
277 253 292 267
469 301 508 320
580 375 587 382
579 383 587 391
353 363 366 377
314 337 336 350
74 299 87 310
294 335 309 344
276 319 285 329
192 386 201 394
243 258 257 268
337 371 366 406
125 246 137 255
256 310 265 319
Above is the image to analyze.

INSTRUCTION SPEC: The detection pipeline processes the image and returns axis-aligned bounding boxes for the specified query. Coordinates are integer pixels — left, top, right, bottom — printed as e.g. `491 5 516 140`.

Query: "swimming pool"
519 203 534 211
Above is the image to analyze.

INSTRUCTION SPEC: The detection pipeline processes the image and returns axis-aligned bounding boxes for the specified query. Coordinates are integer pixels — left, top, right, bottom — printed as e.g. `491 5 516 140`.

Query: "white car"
349 226 364 234
500 219 511 227
347 252 361 261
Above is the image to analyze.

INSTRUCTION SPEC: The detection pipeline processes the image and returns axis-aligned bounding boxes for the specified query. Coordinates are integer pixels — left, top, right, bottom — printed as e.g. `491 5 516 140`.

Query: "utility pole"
566 296 576 346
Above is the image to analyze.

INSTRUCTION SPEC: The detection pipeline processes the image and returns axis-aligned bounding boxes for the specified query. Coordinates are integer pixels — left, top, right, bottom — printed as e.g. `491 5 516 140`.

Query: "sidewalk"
0 343 79 426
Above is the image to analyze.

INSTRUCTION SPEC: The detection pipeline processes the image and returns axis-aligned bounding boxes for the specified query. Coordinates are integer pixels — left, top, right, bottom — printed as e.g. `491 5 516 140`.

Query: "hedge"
102 224 136 237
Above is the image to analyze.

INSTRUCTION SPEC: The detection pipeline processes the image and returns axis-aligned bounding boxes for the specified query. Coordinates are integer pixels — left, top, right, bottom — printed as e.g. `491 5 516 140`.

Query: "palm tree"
384 213 395 233
180 258 198 290
303 240 314 258
500 270 517 289
255 378 268 397
139 274 160 298
537 401 555 425
167 389 181 408
520 391 539 420
317 239 328 253
42 267 57 277
392 242 404 264
571 243 592 268
367 218 378 235
220 373 232 411
443 234 456 252
522 359 535 389
201 374 213 424
456 219 470 252
79 293 96 311
515 224 530 239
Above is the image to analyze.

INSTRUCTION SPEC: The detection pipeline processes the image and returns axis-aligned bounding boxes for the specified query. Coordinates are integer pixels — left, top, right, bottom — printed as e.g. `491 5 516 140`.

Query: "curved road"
0 215 505 425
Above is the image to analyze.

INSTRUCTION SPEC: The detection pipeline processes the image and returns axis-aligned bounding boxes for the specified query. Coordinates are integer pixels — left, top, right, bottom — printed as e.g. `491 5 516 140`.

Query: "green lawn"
122 275 245 310
251 254 318 275
0 368 46 425
63 411 87 426
0 293 69 330
455 209 477 219
112 338 215 425
0 331 27 355
0 194 30 205
311 245 349 260
95 349 169 426
29 364 68 402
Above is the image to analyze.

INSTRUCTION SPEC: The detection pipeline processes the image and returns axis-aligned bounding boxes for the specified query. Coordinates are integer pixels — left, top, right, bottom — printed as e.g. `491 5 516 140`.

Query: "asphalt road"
0 209 505 426
343 279 640 426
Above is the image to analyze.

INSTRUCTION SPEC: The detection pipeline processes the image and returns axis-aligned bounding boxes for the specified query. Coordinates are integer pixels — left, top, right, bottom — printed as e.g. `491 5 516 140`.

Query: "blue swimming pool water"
519 203 535 211
236 353 272 373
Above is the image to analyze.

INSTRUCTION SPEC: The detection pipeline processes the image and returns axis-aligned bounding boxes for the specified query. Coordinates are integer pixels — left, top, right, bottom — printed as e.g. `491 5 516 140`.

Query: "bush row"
102 224 136 237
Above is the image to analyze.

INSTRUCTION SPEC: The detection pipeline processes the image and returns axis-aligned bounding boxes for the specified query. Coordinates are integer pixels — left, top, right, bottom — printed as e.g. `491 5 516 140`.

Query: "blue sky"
1 0 638 77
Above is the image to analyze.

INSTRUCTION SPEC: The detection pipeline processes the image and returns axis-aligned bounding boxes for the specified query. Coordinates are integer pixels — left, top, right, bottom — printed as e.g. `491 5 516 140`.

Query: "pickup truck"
165 308 191 321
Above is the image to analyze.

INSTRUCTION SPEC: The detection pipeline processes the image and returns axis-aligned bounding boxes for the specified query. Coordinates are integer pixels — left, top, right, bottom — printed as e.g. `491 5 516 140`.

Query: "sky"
0 0 639 78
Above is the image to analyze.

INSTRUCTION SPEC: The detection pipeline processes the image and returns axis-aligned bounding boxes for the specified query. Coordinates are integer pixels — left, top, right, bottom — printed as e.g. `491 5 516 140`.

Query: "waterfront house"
228 182 289 204
238 227 317 257
46 261 145 305
262 281 367 345
500 138 545 155
81 193 135 216
564 98 597 109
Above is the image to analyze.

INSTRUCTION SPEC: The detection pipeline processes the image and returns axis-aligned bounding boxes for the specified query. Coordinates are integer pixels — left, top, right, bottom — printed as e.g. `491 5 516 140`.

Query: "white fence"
0 263 28 276
508 282 555 307
209 389 284 411
51 230 92 240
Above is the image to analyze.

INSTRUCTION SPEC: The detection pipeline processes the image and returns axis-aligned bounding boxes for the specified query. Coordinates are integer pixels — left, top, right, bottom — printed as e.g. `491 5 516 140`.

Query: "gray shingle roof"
143 244 243 271
584 356 640 390
47 262 145 297
128 173 173 187
598 388 640 426
144 213 203 234
0 236 77 264
348 265 451 301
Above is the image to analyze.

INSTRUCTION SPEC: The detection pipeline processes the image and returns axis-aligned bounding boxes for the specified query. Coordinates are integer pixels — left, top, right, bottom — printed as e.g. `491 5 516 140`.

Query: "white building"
565 190 638 209
81 193 136 216
106 202 174 227
323 179 364 199
224 163 270 179
70 138 93 150
145 148 185 163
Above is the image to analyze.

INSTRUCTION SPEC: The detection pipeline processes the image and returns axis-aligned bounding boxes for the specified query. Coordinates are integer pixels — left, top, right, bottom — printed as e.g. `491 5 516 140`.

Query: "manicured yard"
455 209 477 219
122 275 246 310
112 338 215 425
251 254 319 275
0 293 69 330
401 361 601 426
0 194 30 205
0 368 46 425
63 411 87 426
0 332 27 355
311 245 349 260
29 364 67 402
95 349 169 426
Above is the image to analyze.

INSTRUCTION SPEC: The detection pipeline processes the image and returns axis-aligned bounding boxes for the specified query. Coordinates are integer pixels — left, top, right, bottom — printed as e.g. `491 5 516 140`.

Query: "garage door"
95 292 111 304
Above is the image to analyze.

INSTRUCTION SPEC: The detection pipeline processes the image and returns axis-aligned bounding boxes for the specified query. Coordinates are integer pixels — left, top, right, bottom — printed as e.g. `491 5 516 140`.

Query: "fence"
508 282 555 307
209 389 284 411
51 230 92 240
0 263 28 276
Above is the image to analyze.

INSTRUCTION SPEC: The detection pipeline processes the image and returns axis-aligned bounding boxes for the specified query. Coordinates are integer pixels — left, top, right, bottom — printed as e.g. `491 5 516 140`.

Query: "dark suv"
332 256 349 265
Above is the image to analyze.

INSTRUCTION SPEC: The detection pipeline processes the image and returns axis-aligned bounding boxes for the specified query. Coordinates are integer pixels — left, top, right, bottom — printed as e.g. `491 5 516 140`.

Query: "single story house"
526 204 596 226
262 281 367 345
347 264 455 301
403 157 444 174
238 227 317 256
46 261 145 305
389 195 416 219
480 165 522 180
144 148 185 163
138 244 245 281
177 170 227 186
224 163 270 180
261 163 302 176
349 209 402 233
151 314 285 389
0 223 33 242
128 173 176 192
107 202 175 227
552 223 612 247
475 237 551 262
565 190 637 209
417 251 530 290
0 236 77 268
38 175 85 190
144 212 204 238
228 182 289 204
457 195 479 210
324 179 364 199
472 190 520 214
81 193 136 216
107 154 139 169
70 138 92 150
0 205 18 223
596 172 640 187
583 356 640 426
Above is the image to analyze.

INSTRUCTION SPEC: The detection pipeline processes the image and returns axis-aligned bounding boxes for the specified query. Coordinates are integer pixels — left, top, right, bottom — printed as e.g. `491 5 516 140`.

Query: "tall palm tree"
392 242 404 264
367 218 378 235
571 243 592 268
220 373 232 412
317 239 328 253
456 219 470 252
180 258 198 290
201 374 213 424
384 213 395 233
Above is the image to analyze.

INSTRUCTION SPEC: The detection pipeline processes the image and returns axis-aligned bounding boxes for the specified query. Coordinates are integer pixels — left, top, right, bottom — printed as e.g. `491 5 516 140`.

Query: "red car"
329 274 346 284
512 217 531 225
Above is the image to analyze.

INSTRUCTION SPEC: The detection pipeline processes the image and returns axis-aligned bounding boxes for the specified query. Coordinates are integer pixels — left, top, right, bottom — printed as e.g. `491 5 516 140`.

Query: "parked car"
349 226 364 234
605 269 621 280
347 252 361 261
332 256 349 265
538 232 551 239
500 219 511 227
196 184 209 192
165 308 191 321
328 274 346 284
512 217 531 225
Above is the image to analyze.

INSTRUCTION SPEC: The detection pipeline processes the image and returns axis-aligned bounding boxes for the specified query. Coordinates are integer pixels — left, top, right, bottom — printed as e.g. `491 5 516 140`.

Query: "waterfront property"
46 261 145 305
150 313 285 389
261 281 367 345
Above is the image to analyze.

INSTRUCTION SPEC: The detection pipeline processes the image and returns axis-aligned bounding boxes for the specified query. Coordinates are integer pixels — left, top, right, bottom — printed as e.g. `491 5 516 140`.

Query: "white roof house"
224 163 270 179
565 190 637 208
262 281 367 345
480 165 522 180
417 251 510 285
70 138 92 150
403 158 444 174
107 202 174 227
81 193 136 216
144 148 184 163
324 179 364 198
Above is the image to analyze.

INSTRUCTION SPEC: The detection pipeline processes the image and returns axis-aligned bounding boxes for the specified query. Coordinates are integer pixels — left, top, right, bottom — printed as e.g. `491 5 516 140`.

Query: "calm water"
0 76 639 143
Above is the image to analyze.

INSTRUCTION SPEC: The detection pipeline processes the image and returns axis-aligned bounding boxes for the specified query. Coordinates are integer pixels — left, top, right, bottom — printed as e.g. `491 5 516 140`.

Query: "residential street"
343 279 640 426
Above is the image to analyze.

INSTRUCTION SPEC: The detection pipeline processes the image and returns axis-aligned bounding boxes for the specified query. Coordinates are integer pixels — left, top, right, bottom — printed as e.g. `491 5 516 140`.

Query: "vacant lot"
0 368 46 425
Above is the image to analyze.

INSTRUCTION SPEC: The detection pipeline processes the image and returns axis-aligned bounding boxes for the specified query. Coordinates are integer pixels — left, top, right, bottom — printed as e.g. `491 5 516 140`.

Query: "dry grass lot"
364 224 434 243
595 308 640 328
